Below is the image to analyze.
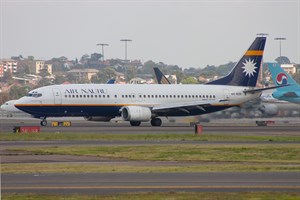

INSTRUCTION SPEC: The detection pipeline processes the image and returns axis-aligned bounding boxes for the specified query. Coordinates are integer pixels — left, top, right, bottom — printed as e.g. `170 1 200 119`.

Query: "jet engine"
259 104 279 116
121 106 152 121
84 116 113 122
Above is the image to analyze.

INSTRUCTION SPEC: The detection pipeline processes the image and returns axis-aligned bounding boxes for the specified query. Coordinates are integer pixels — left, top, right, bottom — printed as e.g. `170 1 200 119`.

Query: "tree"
1 71 13 83
90 53 102 61
181 76 198 84
9 85 28 100
54 75 67 84
39 68 50 77
91 67 116 83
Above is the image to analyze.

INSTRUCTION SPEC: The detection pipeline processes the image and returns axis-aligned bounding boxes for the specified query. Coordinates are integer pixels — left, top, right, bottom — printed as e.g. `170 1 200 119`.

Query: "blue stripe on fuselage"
16 104 234 118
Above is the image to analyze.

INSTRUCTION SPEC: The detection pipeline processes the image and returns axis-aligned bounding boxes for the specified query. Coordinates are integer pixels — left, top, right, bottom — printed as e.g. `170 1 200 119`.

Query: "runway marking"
3 186 300 190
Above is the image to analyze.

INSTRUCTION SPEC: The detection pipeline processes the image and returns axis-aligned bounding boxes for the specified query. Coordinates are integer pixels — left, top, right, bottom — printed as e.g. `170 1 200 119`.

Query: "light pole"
256 33 268 86
96 43 109 61
274 37 286 58
120 39 132 62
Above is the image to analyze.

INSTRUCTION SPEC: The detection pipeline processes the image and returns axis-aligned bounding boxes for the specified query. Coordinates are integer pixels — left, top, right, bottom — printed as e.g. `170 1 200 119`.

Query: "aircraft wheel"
130 121 141 126
40 120 47 126
151 118 162 126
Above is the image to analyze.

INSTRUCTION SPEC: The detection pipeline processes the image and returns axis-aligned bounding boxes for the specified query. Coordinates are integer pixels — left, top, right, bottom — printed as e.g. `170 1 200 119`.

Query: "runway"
2 172 300 194
1 117 300 195
1 117 300 135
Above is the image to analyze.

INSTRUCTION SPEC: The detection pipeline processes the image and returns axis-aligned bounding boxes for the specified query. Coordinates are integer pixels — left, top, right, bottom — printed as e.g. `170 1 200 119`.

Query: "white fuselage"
14 84 261 119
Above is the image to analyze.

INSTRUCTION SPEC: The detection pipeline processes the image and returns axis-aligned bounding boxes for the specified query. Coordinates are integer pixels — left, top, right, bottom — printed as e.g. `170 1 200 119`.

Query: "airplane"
267 62 300 104
153 67 171 84
153 62 299 118
1 100 22 113
0 100 24 117
15 36 280 127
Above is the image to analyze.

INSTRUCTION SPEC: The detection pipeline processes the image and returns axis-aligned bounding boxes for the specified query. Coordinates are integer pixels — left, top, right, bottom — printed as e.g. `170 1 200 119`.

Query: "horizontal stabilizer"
243 84 290 94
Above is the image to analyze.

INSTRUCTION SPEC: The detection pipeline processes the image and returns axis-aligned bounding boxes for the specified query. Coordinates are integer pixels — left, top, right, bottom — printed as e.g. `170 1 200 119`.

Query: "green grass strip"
2 192 300 200
1 132 300 142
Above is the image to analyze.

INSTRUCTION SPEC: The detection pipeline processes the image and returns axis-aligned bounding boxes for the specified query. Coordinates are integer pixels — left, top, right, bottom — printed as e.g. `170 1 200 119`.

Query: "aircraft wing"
152 100 222 114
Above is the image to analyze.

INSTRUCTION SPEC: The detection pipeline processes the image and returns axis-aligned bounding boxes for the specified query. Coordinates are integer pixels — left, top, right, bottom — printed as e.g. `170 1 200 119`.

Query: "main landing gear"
40 118 47 126
130 121 141 126
129 118 162 127
150 118 162 126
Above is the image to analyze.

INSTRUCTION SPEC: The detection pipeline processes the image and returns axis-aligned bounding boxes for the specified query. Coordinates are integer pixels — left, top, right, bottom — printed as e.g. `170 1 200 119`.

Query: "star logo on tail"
242 58 257 77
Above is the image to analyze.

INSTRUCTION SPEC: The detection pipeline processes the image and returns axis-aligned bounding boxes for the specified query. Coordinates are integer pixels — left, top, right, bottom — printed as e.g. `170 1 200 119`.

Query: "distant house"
0 59 18 76
0 62 4 77
281 64 297 74
28 60 52 75
68 69 99 81
129 77 147 84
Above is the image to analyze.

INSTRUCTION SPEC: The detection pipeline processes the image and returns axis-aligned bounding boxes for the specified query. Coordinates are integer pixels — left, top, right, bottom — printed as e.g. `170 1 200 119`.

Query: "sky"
0 0 299 69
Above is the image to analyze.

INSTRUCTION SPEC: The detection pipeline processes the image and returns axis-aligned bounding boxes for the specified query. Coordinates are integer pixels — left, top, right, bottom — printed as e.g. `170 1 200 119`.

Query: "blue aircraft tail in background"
153 67 171 84
267 62 300 104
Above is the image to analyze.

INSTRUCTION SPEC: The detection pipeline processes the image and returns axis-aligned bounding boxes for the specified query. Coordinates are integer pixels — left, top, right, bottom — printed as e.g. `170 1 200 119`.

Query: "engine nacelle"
121 106 152 122
84 116 112 122
260 104 279 116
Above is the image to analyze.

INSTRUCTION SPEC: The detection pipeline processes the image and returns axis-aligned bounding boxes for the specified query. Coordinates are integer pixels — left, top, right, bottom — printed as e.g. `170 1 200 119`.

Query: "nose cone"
14 97 29 113
1 100 19 112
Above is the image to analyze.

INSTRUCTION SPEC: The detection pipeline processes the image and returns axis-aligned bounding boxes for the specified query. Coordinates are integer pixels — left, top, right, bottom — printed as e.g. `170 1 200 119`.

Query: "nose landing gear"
40 118 47 126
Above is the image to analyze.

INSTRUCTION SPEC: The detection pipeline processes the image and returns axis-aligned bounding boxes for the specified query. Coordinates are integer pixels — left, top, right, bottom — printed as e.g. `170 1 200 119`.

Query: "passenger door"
52 88 62 104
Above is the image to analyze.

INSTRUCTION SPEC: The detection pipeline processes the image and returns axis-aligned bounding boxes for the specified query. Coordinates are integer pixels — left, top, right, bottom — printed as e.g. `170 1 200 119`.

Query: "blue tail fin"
207 37 266 87
153 67 171 84
267 62 299 90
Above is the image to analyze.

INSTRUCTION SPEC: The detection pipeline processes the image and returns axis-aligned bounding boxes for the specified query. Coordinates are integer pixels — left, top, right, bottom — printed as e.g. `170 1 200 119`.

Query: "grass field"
3 144 300 173
1 132 300 142
2 192 300 200
2 132 300 199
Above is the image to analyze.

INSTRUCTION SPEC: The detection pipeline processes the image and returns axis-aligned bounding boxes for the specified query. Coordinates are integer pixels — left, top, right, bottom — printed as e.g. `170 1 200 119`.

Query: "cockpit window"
27 91 42 98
